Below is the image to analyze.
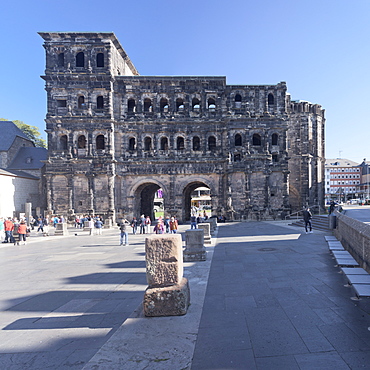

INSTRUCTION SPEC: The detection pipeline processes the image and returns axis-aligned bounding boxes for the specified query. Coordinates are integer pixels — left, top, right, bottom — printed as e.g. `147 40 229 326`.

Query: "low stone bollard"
197 223 212 244
55 223 69 236
143 234 190 317
103 219 112 229
184 229 206 262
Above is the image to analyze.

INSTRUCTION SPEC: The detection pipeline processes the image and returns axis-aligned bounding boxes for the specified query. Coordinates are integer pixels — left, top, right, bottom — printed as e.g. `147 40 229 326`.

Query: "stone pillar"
143 234 190 317
55 223 69 236
184 229 206 262
197 223 212 244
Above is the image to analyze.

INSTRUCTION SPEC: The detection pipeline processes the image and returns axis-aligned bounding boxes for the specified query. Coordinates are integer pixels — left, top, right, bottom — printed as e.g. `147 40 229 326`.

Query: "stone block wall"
334 212 370 273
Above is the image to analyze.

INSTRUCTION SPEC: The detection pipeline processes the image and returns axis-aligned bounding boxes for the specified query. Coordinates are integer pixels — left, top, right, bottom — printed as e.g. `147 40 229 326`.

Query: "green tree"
0 118 46 148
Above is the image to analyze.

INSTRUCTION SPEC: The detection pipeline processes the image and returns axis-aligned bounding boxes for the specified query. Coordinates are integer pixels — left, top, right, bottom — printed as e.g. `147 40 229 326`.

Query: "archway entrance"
134 183 161 221
183 182 211 221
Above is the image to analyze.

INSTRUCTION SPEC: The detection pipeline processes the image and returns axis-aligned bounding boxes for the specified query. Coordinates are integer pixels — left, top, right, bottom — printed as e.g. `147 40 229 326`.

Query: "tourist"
94 218 103 235
37 218 44 233
139 215 146 234
4 217 15 243
153 219 164 234
131 217 138 234
190 214 197 229
145 216 151 234
170 216 178 233
164 216 170 233
302 208 313 234
17 221 28 245
118 218 130 246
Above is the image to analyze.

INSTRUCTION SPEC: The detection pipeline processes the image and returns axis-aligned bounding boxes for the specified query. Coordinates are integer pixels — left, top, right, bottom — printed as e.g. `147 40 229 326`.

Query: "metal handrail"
284 204 323 220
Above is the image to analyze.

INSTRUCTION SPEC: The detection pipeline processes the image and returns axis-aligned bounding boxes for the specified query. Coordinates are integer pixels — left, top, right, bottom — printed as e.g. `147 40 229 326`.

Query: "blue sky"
1 0 369 163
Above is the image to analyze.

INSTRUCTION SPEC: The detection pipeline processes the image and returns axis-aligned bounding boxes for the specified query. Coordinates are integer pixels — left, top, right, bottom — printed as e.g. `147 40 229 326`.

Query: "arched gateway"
39 32 325 222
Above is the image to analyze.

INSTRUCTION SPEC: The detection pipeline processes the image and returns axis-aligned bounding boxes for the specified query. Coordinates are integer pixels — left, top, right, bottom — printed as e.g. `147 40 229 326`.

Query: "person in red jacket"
17 221 28 245
4 218 15 243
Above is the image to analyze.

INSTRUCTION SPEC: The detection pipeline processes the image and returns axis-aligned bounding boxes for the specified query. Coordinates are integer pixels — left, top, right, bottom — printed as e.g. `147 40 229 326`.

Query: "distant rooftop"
7 147 47 171
325 158 360 167
0 121 33 151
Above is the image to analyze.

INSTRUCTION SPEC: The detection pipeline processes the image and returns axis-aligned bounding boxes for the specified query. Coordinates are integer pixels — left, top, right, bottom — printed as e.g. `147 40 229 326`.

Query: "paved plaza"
0 222 370 369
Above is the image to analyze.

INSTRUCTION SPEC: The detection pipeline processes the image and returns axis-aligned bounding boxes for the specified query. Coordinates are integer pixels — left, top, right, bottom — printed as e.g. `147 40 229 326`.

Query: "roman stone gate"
39 32 325 222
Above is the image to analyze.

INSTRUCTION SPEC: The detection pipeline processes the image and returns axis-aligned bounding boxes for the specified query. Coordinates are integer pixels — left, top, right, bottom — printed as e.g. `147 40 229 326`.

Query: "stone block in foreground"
143 277 190 316
144 234 190 316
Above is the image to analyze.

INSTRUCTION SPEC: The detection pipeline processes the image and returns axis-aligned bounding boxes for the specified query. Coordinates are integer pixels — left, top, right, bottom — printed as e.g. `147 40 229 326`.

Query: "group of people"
0 217 30 245
117 215 179 246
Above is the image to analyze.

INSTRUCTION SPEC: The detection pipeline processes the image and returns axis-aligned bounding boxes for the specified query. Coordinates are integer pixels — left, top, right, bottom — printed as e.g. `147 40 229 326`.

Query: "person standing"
170 216 178 234
118 219 130 246
4 218 15 243
164 216 170 233
17 221 28 245
190 214 197 229
302 208 313 234
153 219 164 234
139 215 146 234
0 217 4 242
37 218 44 233
145 216 151 234
94 218 103 235
131 217 138 234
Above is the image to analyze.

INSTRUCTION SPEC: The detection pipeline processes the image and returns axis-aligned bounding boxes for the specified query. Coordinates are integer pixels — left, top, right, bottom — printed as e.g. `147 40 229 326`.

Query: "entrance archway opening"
134 183 162 221
183 182 211 221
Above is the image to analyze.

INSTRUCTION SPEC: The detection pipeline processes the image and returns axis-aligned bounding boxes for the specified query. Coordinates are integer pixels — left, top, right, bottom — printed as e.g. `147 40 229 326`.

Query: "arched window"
96 53 104 67
268 93 274 106
160 98 169 113
76 52 84 67
235 94 242 109
176 98 184 112
192 98 200 112
272 133 278 146
144 137 152 151
129 137 136 150
78 96 85 109
78 135 86 149
208 98 216 111
97 96 104 109
177 137 185 150
193 136 200 151
161 137 168 150
208 136 216 151
58 53 65 67
252 134 261 146
128 99 136 112
235 134 242 146
96 135 105 150
60 135 68 150
144 98 152 112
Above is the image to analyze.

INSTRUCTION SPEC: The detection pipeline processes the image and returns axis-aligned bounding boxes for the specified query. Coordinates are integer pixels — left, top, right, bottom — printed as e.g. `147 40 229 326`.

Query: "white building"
325 158 361 202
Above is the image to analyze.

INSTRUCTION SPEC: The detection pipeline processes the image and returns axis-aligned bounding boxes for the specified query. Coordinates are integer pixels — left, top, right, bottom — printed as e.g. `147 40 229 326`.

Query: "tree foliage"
0 118 46 148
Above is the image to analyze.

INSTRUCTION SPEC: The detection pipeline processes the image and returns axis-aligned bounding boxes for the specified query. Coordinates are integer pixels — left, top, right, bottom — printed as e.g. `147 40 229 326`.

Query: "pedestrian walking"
4 218 15 243
131 217 138 234
118 219 130 245
302 208 313 234
170 216 178 234
17 221 28 245
164 216 170 233
190 214 197 229
37 218 44 233
153 219 164 234
139 215 146 234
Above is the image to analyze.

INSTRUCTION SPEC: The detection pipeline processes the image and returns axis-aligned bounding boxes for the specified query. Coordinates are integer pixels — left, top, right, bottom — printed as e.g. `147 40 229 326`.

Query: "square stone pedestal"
184 229 206 261
143 277 190 317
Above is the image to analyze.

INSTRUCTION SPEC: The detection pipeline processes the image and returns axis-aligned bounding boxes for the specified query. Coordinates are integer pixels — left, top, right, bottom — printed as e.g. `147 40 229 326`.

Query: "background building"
39 32 325 222
0 121 47 217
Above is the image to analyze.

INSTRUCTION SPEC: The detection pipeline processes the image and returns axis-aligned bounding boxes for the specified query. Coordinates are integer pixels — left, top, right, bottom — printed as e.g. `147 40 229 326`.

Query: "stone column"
184 229 206 262
197 223 212 244
143 234 190 317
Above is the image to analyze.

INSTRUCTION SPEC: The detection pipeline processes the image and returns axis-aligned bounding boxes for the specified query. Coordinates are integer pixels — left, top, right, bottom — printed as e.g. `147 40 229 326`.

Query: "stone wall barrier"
197 223 211 244
334 211 370 273
143 234 190 317
184 229 206 262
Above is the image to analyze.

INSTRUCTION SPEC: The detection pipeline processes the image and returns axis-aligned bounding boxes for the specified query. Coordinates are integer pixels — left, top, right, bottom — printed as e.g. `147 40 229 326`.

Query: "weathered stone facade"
39 32 325 222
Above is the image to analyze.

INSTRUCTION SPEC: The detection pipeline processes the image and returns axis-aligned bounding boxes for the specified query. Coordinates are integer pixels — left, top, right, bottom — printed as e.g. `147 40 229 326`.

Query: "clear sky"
1 0 369 163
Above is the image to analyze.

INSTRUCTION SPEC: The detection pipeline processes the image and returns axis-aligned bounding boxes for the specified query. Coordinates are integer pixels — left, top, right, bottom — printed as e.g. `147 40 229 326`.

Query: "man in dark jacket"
302 208 313 234
118 219 130 245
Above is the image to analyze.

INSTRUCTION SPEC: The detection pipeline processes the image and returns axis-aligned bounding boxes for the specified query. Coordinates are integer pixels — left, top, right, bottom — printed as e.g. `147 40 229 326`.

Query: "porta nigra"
39 32 325 222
